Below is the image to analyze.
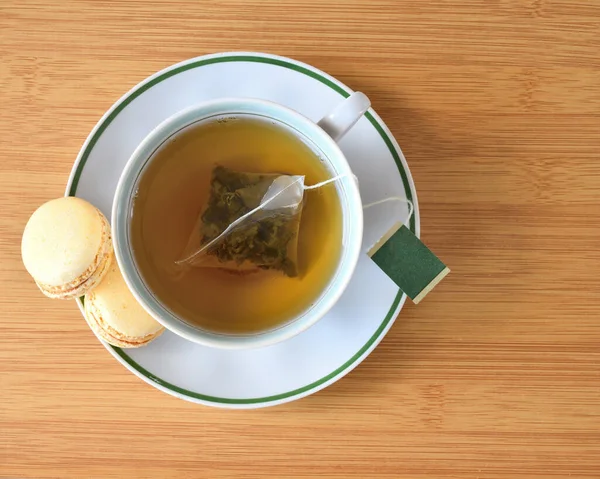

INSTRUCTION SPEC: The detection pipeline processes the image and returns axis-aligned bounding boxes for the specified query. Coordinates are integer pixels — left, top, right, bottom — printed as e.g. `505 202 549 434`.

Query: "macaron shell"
84 300 164 348
39 249 113 300
22 197 109 287
84 259 164 342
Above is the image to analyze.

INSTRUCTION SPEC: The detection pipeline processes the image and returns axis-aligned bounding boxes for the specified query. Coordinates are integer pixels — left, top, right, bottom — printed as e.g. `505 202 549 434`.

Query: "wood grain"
1 1 599 477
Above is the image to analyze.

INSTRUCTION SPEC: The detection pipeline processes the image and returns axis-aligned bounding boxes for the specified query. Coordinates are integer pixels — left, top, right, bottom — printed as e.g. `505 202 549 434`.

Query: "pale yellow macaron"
22 197 113 299
84 258 164 348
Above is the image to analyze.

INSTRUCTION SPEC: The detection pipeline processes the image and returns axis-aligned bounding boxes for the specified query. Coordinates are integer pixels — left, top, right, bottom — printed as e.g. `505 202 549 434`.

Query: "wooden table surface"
2 1 600 478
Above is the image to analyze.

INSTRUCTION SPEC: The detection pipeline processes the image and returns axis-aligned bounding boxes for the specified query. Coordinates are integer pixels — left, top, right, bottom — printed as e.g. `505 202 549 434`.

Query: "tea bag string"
364 197 414 226
306 174 414 227
304 173 354 190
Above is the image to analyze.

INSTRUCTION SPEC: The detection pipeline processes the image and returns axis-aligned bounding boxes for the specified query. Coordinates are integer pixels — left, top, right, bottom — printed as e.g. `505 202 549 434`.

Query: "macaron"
22 197 113 299
84 258 164 348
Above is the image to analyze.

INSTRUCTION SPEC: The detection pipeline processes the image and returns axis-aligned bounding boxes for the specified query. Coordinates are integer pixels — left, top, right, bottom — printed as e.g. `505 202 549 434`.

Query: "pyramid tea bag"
177 166 309 277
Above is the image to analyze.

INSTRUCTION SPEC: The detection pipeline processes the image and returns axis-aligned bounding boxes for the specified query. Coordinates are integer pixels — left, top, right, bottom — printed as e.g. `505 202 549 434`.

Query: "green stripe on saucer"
369 223 449 304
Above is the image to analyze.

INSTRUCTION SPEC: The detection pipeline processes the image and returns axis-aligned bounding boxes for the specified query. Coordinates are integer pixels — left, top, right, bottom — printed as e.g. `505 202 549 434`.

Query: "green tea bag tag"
368 222 449 304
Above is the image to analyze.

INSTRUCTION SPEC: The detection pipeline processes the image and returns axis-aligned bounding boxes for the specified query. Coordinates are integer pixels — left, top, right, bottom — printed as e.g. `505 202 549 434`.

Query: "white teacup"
112 93 370 348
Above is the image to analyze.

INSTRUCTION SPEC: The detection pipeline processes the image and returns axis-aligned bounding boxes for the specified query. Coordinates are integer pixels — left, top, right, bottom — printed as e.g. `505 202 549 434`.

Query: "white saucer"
67 52 419 408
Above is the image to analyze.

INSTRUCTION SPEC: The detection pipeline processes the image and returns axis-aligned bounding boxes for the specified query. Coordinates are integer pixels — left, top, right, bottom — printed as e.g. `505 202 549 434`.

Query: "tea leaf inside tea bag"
198 166 303 277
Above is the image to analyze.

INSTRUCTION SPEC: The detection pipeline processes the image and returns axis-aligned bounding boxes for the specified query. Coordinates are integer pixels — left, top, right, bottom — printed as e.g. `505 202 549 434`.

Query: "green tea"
130 116 342 334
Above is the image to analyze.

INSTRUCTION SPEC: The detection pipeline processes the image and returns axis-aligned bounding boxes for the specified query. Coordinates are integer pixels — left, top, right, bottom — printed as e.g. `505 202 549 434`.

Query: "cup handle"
317 92 371 142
